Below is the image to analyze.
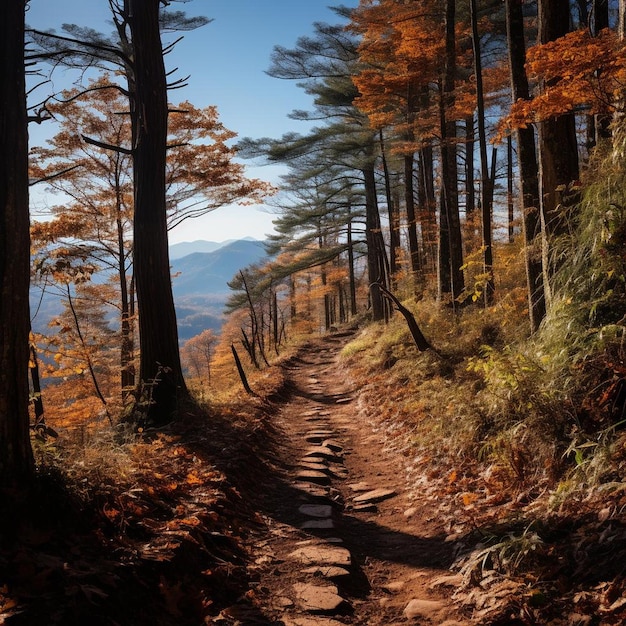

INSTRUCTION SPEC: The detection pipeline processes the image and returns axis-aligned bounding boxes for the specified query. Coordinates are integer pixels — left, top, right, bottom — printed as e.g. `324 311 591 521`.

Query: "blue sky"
26 0 358 244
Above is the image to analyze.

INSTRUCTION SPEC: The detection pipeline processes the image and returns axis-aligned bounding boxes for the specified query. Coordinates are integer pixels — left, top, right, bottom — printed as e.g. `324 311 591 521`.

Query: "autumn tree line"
2 0 626 485
226 0 626 370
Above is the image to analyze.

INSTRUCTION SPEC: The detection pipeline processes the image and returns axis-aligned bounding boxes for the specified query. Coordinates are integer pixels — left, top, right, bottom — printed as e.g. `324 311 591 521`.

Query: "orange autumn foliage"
503 28 626 133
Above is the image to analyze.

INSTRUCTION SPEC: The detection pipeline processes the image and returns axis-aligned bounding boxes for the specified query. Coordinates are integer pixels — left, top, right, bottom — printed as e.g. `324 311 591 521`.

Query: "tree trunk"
418 146 438 276
506 0 546 332
507 135 514 243
129 0 187 425
0 0 34 483
363 163 390 321
116 210 135 400
471 0 495 305
404 153 421 277
347 213 357 316
538 0 580 307
439 0 465 303
465 115 476 221
379 131 401 282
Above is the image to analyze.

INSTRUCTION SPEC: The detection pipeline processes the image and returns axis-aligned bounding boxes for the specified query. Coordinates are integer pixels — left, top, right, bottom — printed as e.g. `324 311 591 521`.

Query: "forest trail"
238 331 467 625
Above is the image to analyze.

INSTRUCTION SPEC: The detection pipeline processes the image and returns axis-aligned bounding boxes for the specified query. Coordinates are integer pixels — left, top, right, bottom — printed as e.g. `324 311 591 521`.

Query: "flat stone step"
288 544 351 567
296 470 331 485
293 582 350 615
299 504 333 518
321 439 343 452
353 488 397 505
300 518 335 530
303 447 342 463
302 564 350 579
299 461 330 473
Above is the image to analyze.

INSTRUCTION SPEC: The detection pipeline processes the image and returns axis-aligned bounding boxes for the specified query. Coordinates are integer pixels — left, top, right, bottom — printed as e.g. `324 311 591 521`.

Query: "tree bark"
506 0 546 332
471 0 495 305
379 131 401 282
129 0 187 425
0 0 34 483
537 0 580 306
404 153 421 277
439 0 465 303
363 163 390 321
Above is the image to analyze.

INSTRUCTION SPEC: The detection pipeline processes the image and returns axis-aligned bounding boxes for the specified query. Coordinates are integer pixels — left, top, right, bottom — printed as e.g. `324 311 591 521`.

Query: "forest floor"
3 329 626 624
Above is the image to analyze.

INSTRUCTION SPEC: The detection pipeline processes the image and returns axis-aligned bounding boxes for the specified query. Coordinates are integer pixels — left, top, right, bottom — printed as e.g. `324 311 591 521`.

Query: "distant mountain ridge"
171 239 268 340
171 239 267 297
169 237 259 260
30 238 269 342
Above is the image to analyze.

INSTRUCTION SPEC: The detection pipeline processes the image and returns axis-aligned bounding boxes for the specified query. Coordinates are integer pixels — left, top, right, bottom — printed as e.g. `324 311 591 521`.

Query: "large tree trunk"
506 0 546 332
0 0 34 483
439 0 465 303
538 0 580 307
129 0 186 425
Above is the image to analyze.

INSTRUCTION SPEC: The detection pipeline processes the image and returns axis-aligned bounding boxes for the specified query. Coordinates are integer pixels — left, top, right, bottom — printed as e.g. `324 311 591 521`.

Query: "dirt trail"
242 332 468 625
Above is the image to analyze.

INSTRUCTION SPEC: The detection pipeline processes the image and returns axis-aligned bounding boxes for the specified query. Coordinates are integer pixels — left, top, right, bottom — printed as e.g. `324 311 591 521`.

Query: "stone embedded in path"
294 483 333 500
299 461 330 474
403 598 446 620
302 564 350 579
301 518 335 530
347 481 370 492
299 504 333 518
321 439 343 452
305 434 331 444
353 503 378 513
283 618 346 626
293 582 350 614
353 488 397 505
327 465 348 479
304 446 342 462
296 470 331 485
288 544 351 567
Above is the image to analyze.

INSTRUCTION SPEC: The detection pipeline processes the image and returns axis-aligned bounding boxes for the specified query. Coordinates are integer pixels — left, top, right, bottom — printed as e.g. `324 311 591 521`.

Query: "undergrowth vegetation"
332 145 626 623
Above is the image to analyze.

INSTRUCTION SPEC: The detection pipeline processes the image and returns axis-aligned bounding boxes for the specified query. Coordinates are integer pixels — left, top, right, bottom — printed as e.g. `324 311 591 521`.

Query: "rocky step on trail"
219 332 467 625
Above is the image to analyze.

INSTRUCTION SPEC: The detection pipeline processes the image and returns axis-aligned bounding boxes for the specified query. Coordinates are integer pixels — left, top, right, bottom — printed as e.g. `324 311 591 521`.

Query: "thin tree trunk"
471 0 495 305
347 213 357 316
29 343 45 427
465 115 476 221
231 344 254 395
418 146 438 276
379 131 400 282
404 153 421 277
363 163 389 321
116 209 134 400
507 135 514 243
506 0 546 332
